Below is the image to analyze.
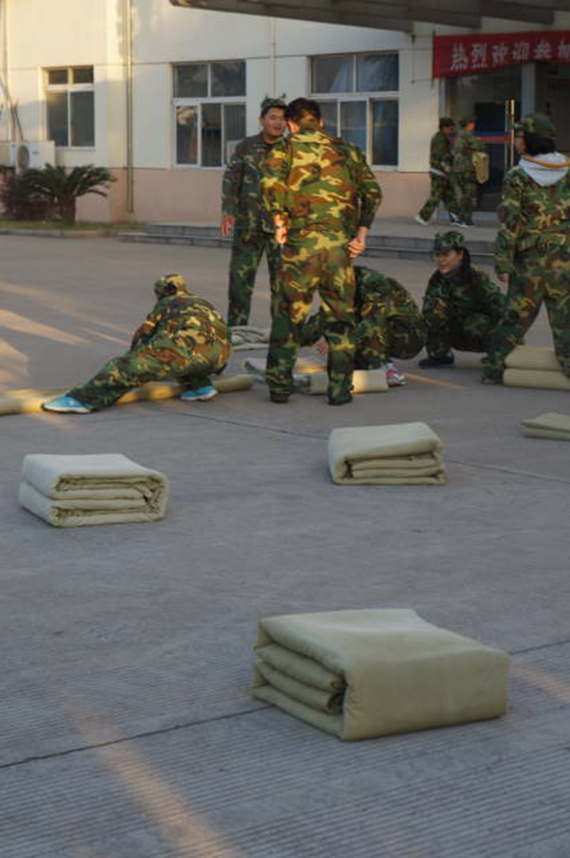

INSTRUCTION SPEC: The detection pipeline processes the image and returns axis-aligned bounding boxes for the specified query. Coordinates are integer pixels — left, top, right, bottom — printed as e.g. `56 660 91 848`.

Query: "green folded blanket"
230 326 270 350
503 369 570 392
19 453 169 527
522 412 570 440
328 422 447 485
0 374 253 416
243 358 388 395
252 609 510 740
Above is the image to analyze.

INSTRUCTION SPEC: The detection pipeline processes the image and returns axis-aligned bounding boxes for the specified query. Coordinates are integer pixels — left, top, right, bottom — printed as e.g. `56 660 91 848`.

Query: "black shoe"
328 393 353 406
270 391 290 403
418 354 455 368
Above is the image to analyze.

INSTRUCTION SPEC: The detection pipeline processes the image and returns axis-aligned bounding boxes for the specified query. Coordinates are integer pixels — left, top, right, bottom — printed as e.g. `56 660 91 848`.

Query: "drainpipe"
125 0 134 213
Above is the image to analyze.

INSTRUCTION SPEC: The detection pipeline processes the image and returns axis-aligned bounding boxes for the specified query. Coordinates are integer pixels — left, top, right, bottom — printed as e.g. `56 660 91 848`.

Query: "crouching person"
419 231 505 368
300 265 425 386
43 275 230 413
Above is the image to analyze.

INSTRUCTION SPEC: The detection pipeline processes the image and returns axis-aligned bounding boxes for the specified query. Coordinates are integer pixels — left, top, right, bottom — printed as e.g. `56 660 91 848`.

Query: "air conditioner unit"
9 141 56 173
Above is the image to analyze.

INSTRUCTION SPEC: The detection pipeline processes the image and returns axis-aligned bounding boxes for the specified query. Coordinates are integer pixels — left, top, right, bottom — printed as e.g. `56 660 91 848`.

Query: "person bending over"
419 231 505 369
42 275 230 413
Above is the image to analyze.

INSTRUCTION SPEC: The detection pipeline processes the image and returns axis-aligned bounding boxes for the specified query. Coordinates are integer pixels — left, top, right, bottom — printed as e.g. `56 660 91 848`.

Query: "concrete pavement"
1 235 569 858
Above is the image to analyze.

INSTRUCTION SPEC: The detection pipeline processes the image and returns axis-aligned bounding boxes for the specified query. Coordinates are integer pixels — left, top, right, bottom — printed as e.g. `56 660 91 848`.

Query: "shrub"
0 169 55 221
19 165 116 225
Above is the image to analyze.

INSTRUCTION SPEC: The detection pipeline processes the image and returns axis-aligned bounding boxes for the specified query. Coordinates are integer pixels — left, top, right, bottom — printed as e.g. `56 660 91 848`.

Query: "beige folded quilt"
19 453 169 527
252 609 510 740
522 412 570 440
505 346 563 372
243 357 388 395
230 326 270 350
328 422 447 485
0 374 253 416
503 369 570 392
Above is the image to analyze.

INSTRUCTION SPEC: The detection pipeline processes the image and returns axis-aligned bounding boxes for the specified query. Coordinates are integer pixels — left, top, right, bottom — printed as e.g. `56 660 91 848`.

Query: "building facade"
0 0 568 223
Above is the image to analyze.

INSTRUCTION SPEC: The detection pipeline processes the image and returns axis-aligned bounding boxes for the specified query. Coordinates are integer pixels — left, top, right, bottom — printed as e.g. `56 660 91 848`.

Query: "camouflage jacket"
261 122 382 236
131 277 229 355
495 163 570 274
423 266 505 320
429 131 453 176
300 267 419 346
221 133 279 237
453 131 486 176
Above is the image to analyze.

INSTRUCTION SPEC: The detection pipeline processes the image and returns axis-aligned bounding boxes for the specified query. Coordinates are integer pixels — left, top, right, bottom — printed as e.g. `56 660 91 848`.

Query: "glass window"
340 101 367 151
224 104 246 162
312 55 353 93
47 68 68 86
70 91 94 146
372 100 398 166
72 67 94 84
176 105 199 165
174 64 208 98
47 91 68 147
211 61 245 97
201 103 222 167
317 101 338 136
357 53 399 92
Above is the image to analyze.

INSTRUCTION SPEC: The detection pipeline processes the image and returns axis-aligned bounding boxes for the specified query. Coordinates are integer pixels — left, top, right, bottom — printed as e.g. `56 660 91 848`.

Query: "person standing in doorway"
416 117 457 226
452 115 486 228
221 96 287 327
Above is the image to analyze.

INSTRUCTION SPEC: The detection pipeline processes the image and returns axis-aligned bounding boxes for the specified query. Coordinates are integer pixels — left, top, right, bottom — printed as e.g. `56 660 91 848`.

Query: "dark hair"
439 117 454 129
458 247 477 288
285 98 321 124
523 131 555 156
260 102 286 119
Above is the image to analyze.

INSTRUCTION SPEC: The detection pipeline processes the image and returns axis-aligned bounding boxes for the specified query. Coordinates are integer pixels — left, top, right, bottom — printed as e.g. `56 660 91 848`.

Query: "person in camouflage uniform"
482 112 570 383
42 275 230 412
300 265 425 373
416 117 458 225
452 115 486 227
261 98 382 405
419 231 506 368
222 97 287 327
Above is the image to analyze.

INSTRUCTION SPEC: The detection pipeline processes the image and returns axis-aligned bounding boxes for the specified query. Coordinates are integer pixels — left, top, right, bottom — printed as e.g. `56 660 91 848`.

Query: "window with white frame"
45 66 95 147
311 53 399 167
173 61 246 167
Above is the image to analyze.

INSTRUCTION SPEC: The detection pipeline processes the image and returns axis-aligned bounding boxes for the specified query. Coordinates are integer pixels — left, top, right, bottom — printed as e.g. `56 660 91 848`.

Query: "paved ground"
1 235 570 858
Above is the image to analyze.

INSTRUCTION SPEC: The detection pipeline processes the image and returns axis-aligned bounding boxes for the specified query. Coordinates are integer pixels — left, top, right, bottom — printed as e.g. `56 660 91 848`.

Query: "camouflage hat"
433 231 465 254
459 115 476 128
260 95 287 115
439 116 455 128
514 112 556 140
154 273 188 298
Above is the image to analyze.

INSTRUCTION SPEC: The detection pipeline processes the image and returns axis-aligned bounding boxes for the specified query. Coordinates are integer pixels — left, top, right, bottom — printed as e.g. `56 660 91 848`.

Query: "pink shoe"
385 362 407 387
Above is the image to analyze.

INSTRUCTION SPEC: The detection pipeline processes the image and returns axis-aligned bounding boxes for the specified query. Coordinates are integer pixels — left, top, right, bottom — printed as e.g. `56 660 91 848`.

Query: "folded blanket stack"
252 609 510 740
19 453 169 527
243 357 388 394
521 412 570 440
328 422 447 485
504 346 570 392
230 326 270 350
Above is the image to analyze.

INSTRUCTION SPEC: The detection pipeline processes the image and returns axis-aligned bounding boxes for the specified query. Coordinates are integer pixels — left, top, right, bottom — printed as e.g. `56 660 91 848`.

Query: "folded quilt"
0 375 253 416
19 453 169 527
252 609 510 740
505 346 563 372
503 368 570 392
230 326 270 350
328 422 447 485
243 358 388 395
522 412 570 440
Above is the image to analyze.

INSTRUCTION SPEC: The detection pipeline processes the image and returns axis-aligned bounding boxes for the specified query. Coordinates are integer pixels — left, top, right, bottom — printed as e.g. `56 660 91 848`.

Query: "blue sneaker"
42 395 90 414
179 385 217 402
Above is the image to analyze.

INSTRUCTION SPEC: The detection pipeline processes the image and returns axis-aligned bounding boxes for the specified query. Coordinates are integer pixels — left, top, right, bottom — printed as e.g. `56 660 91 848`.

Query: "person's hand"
497 272 509 283
221 215 235 237
348 227 368 258
275 224 288 246
314 337 328 356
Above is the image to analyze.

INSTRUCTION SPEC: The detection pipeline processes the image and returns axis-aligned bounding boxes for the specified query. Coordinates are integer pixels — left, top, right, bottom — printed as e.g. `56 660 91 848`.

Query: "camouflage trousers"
425 303 502 358
483 244 570 377
452 173 478 223
68 338 230 410
418 174 457 223
356 302 426 369
228 229 281 327
266 230 356 399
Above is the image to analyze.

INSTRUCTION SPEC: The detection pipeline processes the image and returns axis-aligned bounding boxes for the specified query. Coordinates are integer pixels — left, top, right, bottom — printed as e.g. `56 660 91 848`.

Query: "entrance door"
474 98 519 211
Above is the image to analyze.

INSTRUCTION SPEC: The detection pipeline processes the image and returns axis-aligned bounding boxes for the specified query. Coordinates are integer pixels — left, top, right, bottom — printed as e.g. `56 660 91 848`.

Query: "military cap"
260 95 287 115
514 112 556 140
433 231 465 254
459 115 476 128
154 273 188 298
439 116 455 128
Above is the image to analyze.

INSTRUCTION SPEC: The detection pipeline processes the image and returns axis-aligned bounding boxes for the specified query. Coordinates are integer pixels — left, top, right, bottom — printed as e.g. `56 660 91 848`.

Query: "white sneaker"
385 362 407 387
415 214 429 226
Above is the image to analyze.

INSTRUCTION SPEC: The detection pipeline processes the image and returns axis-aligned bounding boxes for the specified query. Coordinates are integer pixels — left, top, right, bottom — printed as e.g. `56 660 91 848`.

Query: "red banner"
433 30 570 78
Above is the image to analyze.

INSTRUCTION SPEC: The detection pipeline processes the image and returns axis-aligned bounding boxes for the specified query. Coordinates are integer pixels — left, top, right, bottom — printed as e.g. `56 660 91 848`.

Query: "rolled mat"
0 374 253 417
252 609 510 740
503 369 570 392
243 358 388 395
19 453 169 527
505 346 563 372
521 412 570 440
328 422 447 485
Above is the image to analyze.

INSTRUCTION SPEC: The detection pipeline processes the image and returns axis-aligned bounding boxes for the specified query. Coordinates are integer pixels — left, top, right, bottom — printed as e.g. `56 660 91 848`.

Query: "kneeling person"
300 265 425 386
43 275 230 413
419 231 505 368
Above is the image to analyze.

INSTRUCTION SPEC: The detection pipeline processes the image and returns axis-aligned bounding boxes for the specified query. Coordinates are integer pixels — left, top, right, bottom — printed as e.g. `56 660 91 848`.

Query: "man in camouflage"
452 115 486 227
482 112 570 384
42 275 230 412
419 231 505 368
221 97 287 327
416 117 457 226
261 98 382 405
300 266 425 379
